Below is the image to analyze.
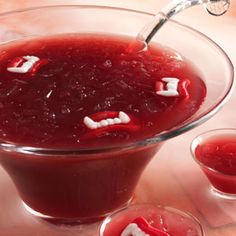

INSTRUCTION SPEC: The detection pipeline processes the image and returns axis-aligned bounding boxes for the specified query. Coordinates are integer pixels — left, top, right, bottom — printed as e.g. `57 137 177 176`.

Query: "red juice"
194 135 236 194
0 34 206 148
0 34 206 221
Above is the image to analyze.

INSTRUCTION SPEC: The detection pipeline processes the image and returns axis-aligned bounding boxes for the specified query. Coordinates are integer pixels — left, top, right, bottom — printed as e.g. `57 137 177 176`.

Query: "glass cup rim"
0 5 234 156
99 203 204 236
191 128 236 177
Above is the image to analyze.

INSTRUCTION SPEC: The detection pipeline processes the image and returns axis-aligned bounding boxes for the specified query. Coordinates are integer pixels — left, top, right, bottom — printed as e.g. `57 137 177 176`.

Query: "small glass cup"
191 128 236 199
99 204 204 236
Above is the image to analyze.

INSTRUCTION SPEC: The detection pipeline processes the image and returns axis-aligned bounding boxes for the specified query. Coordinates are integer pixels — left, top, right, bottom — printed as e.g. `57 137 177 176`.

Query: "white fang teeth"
121 223 149 236
100 120 109 127
83 117 97 130
119 111 130 123
106 118 114 125
162 77 179 83
113 117 121 124
83 111 130 130
156 77 179 97
7 55 40 74
156 90 179 96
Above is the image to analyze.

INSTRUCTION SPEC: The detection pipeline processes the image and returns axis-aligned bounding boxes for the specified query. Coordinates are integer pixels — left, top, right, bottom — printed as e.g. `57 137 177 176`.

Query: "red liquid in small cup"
101 206 202 236
195 135 236 194
0 34 206 221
